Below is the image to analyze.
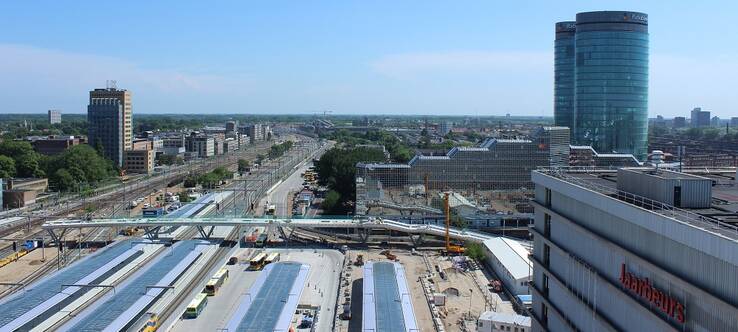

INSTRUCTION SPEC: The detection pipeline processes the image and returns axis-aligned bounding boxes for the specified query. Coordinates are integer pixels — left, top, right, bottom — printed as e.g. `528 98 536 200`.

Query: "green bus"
184 293 208 319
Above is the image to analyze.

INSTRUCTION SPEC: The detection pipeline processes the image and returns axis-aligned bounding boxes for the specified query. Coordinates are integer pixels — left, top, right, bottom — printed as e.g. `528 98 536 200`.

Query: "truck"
142 207 164 218
266 205 276 215
255 233 268 247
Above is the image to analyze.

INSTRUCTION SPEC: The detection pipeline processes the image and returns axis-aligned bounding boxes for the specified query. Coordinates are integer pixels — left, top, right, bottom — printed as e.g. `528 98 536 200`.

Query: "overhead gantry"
42 217 493 244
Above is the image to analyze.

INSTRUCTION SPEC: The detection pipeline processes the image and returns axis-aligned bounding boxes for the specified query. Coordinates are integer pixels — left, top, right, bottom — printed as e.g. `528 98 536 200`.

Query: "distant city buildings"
731 117 738 127
47 110 61 124
711 116 721 127
186 133 214 158
26 135 84 155
225 120 238 134
673 116 687 128
691 107 711 128
554 11 649 160
355 127 573 215
239 123 268 143
438 121 452 135
2 178 48 209
123 148 154 174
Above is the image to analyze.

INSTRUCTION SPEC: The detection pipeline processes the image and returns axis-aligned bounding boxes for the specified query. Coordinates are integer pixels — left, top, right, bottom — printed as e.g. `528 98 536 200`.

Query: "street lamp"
468 288 474 318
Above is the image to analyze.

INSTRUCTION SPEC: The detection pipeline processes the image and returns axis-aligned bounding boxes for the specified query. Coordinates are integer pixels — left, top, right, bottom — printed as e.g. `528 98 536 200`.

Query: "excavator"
443 192 465 255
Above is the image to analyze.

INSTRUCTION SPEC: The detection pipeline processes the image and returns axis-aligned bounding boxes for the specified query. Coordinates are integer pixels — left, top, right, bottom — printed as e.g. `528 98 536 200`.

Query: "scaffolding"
356 127 570 216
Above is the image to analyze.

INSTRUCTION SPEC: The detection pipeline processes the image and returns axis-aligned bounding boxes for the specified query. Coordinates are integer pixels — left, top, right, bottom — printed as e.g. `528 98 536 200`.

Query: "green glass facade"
554 22 576 131
555 11 649 160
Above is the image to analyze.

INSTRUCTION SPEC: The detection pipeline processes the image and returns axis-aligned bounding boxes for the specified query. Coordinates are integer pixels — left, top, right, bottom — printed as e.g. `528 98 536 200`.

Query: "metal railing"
536 168 738 239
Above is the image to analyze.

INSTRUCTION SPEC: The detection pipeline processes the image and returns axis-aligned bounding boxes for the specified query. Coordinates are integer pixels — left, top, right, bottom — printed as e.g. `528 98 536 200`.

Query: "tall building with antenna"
87 81 132 166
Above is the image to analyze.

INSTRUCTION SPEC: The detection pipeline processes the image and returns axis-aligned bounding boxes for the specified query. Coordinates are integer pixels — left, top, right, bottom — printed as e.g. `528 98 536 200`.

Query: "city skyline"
1 1 737 117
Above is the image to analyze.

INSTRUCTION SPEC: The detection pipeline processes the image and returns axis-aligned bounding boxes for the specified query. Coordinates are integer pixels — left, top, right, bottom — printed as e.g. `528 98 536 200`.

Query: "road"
256 141 332 217
170 248 343 332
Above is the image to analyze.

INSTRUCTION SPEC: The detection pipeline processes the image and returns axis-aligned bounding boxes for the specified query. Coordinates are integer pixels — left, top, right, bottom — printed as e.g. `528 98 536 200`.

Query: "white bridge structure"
42 217 493 244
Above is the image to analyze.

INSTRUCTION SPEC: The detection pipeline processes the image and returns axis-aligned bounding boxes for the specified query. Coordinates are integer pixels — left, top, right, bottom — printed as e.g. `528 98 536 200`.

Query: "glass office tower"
554 21 576 131
574 11 649 160
554 11 649 160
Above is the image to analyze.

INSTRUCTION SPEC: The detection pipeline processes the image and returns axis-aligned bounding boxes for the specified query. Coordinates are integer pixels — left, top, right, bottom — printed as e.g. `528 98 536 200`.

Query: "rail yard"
0 136 533 332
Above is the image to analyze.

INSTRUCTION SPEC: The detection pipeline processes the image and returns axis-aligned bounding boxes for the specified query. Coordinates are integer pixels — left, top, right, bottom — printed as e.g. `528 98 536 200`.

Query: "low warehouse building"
482 237 532 295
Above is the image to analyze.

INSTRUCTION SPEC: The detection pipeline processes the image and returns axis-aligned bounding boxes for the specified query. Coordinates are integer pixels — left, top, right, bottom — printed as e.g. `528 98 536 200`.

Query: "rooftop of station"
225 261 310 332
363 261 418 332
64 240 208 331
0 240 145 331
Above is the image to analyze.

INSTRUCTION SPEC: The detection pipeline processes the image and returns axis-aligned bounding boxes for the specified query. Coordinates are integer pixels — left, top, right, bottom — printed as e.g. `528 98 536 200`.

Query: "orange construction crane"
444 192 465 254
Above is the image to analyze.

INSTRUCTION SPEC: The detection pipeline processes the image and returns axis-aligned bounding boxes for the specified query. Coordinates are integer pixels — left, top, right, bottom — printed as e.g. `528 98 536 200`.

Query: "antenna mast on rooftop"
106 80 118 89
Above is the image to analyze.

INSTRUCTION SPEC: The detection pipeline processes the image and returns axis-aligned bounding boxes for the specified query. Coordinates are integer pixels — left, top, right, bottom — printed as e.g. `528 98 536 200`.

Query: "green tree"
0 140 34 158
268 141 294 158
321 190 341 214
464 242 486 261
183 176 198 188
0 155 16 178
238 159 251 175
45 145 115 191
157 154 177 166
685 127 703 139
314 147 385 214
16 153 44 177
178 193 193 203
51 168 76 191
199 172 220 189
703 128 720 140
212 166 233 180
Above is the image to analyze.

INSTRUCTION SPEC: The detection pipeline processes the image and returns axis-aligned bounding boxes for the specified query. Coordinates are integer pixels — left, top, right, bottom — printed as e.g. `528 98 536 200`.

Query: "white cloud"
0 44 249 113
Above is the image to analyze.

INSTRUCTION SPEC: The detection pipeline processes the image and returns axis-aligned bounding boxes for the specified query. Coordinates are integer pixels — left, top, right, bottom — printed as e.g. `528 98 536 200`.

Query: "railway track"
155 226 239 326
0 141 283 258
0 137 318 314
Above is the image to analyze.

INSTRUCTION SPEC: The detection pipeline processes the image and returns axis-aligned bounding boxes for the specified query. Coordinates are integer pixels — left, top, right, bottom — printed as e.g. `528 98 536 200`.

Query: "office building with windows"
87 98 125 166
89 87 132 151
554 11 649 160
690 107 711 128
47 110 61 124
530 167 738 331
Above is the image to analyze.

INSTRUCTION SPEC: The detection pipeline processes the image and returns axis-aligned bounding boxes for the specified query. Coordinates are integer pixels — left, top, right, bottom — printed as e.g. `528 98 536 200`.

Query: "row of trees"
324 129 414 163
157 154 184 166
0 141 116 192
268 141 294 159
315 147 386 214
183 166 233 189
0 117 87 140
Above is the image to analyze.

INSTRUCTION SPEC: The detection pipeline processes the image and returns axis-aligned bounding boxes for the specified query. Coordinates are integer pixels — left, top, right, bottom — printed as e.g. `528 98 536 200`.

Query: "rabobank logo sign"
625 12 648 23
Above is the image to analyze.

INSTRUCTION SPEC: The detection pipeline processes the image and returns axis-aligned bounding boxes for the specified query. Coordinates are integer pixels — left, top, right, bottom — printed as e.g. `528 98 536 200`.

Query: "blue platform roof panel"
63 240 208 332
225 261 310 332
363 261 418 332
0 239 145 331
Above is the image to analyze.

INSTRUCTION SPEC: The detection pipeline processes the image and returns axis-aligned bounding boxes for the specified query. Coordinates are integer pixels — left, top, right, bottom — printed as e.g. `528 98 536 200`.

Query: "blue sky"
1 1 737 117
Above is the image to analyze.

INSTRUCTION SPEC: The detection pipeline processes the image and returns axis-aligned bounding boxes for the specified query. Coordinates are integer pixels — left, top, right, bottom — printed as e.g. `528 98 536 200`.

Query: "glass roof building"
555 11 649 161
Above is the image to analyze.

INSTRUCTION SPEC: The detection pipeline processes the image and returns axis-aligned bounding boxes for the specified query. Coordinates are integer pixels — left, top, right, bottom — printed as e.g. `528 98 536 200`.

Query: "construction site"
0 136 535 332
